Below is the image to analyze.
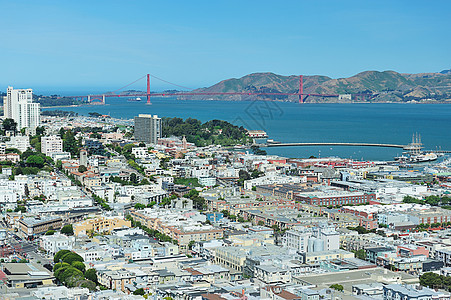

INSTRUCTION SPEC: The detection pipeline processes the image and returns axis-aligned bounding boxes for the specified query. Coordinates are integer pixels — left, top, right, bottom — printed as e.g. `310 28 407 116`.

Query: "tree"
54 250 72 263
62 130 80 157
239 170 251 181
61 224 74 236
53 262 70 272
420 272 443 289
79 280 96 291
403 195 423 204
130 173 138 184
26 155 45 168
188 240 196 250
14 206 26 213
71 261 86 273
35 126 45 136
133 288 145 295
59 267 84 287
355 249 366 260
330 284 344 292
84 268 98 283
61 252 84 265
45 230 56 235
90 132 102 139
21 148 35 160
134 203 146 210
78 165 87 173
2 118 17 133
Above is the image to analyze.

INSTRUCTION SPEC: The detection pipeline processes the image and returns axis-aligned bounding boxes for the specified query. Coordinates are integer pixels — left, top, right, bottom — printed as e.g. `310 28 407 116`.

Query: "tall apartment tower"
4 86 40 135
79 149 88 167
134 114 161 144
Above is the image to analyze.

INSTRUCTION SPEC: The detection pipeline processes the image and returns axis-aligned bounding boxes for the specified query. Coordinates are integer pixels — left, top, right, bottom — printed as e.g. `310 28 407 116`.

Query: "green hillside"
188 70 451 102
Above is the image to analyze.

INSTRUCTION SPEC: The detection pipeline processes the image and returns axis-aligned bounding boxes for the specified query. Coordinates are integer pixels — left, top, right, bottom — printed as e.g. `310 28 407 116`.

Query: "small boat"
128 97 142 102
395 152 438 163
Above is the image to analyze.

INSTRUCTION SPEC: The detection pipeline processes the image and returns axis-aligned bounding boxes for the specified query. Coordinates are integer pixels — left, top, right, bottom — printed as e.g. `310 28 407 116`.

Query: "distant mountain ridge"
186 70 451 102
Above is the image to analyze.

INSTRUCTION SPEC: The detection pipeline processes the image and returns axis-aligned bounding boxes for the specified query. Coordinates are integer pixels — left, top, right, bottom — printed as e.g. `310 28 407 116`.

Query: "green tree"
78 165 88 173
61 224 74 236
35 126 45 136
62 130 80 157
84 268 98 283
61 252 84 265
188 240 196 250
133 288 145 295
45 229 56 235
90 132 102 139
71 261 86 273
330 284 344 292
2 118 18 133
54 250 72 263
14 206 26 213
420 272 443 289
130 173 138 184
271 225 281 232
79 280 96 291
403 195 423 204
26 155 45 168
134 203 146 210
53 262 70 272
239 170 251 180
354 249 366 260
59 267 83 286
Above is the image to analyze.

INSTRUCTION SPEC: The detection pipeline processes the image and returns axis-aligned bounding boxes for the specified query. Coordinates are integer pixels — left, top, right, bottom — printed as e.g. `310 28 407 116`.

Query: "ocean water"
43 98 451 161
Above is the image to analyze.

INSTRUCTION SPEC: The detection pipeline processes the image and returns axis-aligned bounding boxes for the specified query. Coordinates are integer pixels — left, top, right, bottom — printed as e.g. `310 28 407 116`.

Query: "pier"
259 142 408 149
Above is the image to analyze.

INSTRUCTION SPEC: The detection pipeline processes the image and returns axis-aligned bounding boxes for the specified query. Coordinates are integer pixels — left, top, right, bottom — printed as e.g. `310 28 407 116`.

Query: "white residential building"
283 224 339 253
41 135 63 156
191 166 210 178
40 233 75 256
131 147 150 159
199 177 217 187
4 86 40 135
244 174 301 190
6 135 30 152
254 265 291 284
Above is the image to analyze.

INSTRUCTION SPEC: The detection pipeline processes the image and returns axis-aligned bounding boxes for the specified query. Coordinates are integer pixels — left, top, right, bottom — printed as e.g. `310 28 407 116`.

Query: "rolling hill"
184 70 451 102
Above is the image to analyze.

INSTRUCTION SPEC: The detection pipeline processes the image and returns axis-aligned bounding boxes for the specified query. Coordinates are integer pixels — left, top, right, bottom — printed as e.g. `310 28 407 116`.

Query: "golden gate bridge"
69 74 369 105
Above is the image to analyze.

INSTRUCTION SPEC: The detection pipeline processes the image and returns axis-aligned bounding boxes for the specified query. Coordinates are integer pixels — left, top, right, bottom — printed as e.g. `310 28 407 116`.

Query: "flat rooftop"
294 267 418 292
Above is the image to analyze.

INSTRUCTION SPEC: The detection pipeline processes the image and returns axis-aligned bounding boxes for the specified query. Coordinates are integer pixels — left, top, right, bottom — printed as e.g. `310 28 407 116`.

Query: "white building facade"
4 86 40 135
41 135 63 156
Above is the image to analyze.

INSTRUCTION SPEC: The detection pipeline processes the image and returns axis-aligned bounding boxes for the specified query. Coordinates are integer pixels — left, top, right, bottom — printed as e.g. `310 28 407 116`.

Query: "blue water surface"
43 98 451 161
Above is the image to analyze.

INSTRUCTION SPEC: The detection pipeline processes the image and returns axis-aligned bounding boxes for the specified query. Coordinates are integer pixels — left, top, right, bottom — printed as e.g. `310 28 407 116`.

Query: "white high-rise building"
41 135 63 156
4 86 40 135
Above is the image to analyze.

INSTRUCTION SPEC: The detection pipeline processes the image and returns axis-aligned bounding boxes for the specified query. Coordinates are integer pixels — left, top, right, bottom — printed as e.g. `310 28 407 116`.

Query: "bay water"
43 98 451 161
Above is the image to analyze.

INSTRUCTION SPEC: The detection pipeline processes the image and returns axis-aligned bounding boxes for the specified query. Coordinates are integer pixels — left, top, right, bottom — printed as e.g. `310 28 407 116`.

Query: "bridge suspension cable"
110 74 147 95
148 74 193 91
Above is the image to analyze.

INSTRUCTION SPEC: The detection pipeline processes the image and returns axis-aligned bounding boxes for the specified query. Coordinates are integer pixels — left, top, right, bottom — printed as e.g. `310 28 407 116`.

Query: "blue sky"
0 0 449 94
